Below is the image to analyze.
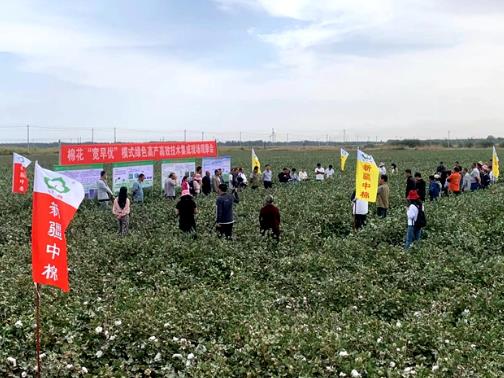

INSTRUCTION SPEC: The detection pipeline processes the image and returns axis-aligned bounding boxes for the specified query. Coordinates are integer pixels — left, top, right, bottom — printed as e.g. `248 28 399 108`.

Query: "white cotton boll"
172 353 183 359
377 337 383 343
154 352 162 362
148 336 157 342
15 320 23 328
114 320 122 326
432 365 439 372
163 323 170 328
389 361 396 368
81 367 88 373
66 364 74 369
187 353 195 360
351 369 361 378
339 372 347 377
172 337 179 342
7 357 17 367
338 351 349 357
95 350 103 358
21 372 28 378
462 309 470 316
396 321 402 328
95 326 103 334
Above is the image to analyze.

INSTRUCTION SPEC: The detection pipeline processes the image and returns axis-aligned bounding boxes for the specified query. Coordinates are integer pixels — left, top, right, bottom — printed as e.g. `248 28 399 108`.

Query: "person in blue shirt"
132 173 145 204
428 174 442 201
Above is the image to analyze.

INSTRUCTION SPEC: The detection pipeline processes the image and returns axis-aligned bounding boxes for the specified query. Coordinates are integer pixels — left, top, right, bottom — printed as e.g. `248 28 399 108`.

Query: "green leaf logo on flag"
44 177 70 194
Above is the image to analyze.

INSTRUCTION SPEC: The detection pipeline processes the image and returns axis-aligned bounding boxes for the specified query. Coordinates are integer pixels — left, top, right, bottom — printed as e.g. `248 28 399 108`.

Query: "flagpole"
35 283 42 378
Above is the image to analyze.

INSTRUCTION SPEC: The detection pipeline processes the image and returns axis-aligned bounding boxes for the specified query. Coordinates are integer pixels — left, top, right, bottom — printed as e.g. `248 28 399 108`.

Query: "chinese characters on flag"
355 149 380 202
32 163 84 292
60 141 218 165
12 152 31 194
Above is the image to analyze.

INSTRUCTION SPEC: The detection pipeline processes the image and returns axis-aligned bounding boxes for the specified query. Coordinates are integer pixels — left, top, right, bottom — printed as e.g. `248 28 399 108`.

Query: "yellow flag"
493 146 500 179
340 148 349 171
355 149 380 202
252 148 261 174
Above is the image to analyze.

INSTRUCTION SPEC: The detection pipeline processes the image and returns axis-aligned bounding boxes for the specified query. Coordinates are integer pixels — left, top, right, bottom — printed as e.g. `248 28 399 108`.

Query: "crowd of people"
94 158 499 248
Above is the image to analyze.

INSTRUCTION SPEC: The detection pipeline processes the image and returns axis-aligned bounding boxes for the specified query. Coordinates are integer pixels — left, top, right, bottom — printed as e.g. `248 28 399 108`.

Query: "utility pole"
239 131 242 147
114 127 117 143
184 129 187 142
26 124 30 153
343 129 346 143
91 128 94 143
447 130 451 148
201 131 204 141
286 133 289 143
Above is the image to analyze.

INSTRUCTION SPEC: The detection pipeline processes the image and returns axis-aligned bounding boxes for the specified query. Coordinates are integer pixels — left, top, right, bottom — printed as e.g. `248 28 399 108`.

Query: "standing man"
470 163 481 191
326 164 335 178
164 172 177 200
447 167 462 195
461 168 471 192
376 174 390 218
132 173 145 204
405 169 416 199
216 184 235 239
379 162 387 176
315 163 325 181
97 170 114 207
259 195 281 240
414 172 426 202
351 191 368 230
202 171 212 196
212 169 221 193
263 165 273 189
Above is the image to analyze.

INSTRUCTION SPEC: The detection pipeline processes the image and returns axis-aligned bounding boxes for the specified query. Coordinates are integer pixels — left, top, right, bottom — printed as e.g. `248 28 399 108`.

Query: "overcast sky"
1 0 504 142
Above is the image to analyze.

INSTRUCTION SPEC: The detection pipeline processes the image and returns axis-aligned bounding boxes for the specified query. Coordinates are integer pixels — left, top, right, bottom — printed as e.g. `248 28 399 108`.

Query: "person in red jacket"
259 195 281 240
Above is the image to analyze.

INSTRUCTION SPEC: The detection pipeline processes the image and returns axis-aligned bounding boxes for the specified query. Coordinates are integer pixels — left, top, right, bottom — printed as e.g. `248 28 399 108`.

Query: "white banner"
53 165 103 199
202 156 231 182
112 162 154 194
161 160 196 189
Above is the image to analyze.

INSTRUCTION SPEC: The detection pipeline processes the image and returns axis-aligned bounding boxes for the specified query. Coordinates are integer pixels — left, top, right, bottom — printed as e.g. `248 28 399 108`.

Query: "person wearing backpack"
405 189 425 249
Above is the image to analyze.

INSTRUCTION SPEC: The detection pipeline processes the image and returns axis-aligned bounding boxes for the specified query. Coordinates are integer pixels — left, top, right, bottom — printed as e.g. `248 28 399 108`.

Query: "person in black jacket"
414 172 426 202
202 171 212 196
404 169 416 198
216 184 235 239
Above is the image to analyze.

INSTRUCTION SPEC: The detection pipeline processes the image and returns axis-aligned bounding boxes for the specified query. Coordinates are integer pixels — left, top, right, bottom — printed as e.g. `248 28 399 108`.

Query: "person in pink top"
192 166 203 196
112 186 131 236
181 175 189 193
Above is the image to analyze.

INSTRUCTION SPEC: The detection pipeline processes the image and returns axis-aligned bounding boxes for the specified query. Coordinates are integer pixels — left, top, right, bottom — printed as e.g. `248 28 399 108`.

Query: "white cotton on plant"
351 369 361 378
21 372 28 378
7 357 17 367
14 320 23 328
187 353 195 360
338 351 349 357
389 361 396 368
149 336 157 342
96 350 104 358
154 352 162 362
114 320 122 326
95 326 103 334
81 367 88 373
432 365 439 372
66 364 74 369
172 353 183 359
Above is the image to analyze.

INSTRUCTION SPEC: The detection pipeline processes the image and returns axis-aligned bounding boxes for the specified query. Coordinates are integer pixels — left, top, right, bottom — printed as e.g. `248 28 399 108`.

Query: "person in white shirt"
96 170 114 207
315 163 325 181
405 189 423 249
351 191 368 230
262 165 273 189
299 169 308 181
379 163 387 176
326 165 335 178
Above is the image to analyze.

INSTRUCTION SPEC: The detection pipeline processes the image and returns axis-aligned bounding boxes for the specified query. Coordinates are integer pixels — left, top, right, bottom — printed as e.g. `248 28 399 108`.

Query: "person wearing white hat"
379 162 387 176
428 174 442 201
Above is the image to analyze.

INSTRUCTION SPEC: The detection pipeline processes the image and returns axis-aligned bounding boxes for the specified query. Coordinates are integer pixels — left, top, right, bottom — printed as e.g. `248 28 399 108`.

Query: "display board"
112 161 154 194
53 164 104 199
160 160 196 189
202 156 231 183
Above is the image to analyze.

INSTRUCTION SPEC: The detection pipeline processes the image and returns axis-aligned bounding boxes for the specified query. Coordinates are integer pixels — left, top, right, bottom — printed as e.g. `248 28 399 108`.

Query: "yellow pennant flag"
355 149 380 202
340 148 349 171
252 148 261 174
493 146 500 180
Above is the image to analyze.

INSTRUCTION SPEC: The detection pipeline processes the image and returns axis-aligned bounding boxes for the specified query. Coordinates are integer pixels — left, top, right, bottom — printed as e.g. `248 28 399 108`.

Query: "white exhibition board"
202 156 231 182
53 164 103 199
112 161 154 194
160 160 196 189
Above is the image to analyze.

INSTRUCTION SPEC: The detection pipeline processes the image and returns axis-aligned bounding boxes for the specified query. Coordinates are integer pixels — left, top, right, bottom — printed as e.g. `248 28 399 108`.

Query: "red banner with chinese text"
12 152 31 194
32 163 84 292
60 141 218 165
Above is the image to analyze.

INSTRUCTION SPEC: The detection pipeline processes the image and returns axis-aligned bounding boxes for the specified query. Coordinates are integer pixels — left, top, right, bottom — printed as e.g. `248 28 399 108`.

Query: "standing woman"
249 166 260 190
181 175 190 193
192 166 203 196
112 186 131 236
